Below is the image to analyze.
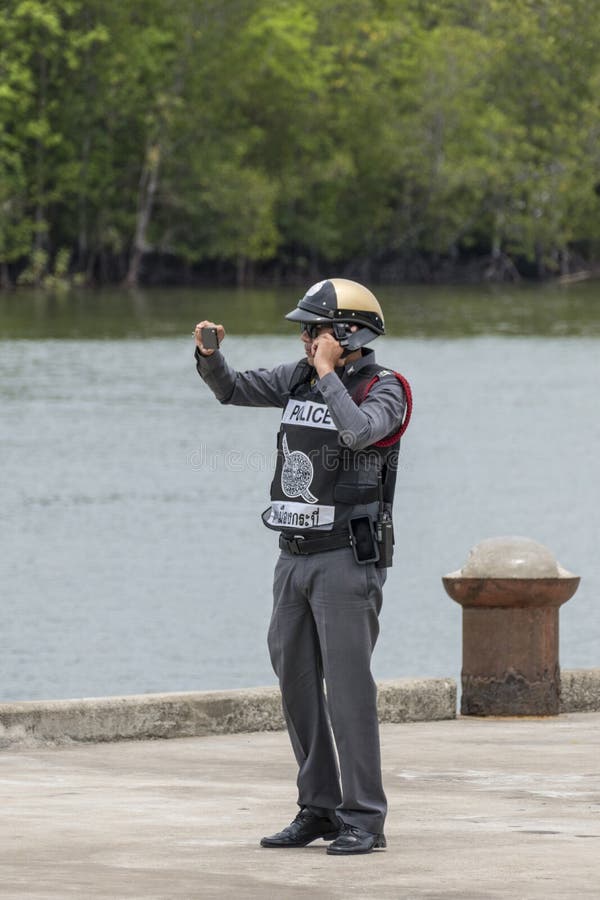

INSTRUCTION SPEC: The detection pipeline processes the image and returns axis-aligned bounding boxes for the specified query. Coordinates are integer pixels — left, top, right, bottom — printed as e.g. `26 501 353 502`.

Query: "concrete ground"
1 713 599 900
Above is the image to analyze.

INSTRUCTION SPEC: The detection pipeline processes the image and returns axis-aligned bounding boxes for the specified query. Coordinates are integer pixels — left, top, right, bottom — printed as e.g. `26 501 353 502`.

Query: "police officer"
194 279 409 856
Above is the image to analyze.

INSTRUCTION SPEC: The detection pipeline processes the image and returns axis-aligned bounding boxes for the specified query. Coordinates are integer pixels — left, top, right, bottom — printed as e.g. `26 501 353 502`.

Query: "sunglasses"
300 322 329 339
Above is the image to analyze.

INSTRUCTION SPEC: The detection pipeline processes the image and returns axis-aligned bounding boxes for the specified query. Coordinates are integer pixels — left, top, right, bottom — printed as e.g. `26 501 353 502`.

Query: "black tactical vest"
262 360 406 535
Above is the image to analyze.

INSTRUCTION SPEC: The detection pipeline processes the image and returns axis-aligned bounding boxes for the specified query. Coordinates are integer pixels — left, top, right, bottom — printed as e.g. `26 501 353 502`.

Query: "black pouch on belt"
349 516 380 565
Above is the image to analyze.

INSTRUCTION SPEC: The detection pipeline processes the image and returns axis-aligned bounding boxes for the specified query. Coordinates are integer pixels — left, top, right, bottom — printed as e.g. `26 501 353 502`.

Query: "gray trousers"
268 546 387 834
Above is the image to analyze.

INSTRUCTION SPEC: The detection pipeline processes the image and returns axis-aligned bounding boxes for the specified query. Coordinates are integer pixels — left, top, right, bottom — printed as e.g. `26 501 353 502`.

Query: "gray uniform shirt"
195 346 405 451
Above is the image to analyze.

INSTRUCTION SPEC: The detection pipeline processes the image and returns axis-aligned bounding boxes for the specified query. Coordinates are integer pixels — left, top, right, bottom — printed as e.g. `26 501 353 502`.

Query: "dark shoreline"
3 251 600 293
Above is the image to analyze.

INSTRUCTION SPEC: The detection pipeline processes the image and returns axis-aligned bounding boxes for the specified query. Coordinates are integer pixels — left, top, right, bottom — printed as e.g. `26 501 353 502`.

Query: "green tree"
1 0 599 286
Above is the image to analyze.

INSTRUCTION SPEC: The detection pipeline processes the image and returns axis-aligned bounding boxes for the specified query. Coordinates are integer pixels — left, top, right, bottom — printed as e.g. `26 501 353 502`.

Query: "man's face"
300 322 334 365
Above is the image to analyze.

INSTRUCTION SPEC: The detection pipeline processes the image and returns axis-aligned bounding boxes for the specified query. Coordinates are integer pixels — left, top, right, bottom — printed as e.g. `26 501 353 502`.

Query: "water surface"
1 284 598 701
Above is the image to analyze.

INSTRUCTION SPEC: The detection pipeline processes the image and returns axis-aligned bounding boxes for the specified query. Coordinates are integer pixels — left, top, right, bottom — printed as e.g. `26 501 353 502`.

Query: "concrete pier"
0 677 456 748
2 670 599 748
1 712 599 898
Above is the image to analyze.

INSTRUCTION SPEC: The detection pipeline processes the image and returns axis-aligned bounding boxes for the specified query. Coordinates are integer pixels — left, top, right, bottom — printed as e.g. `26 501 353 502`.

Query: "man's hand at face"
313 331 345 378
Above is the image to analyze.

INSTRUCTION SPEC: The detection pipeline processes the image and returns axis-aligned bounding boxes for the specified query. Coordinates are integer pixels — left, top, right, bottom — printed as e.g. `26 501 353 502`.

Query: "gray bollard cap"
443 536 579 608
459 536 565 578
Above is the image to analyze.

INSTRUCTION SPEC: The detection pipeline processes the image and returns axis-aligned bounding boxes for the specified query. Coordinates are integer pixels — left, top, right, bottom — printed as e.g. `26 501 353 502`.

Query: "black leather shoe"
326 823 386 855
260 809 340 848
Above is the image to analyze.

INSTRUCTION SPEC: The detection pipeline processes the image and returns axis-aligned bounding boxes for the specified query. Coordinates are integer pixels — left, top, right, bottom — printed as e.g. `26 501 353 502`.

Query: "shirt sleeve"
195 347 298 409
317 370 406 450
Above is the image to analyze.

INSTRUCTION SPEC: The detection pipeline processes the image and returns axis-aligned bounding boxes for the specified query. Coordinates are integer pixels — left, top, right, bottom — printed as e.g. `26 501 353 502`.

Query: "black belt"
279 531 352 556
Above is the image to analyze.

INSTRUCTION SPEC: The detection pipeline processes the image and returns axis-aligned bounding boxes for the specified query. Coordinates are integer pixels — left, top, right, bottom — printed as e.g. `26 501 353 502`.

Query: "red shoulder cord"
357 371 413 447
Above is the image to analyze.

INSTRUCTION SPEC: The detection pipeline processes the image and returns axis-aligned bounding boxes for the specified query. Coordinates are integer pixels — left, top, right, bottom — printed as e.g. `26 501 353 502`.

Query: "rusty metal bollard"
443 537 580 716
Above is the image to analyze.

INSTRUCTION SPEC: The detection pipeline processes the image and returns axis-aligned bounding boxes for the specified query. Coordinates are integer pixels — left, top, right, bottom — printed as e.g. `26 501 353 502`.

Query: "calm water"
1 284 599 701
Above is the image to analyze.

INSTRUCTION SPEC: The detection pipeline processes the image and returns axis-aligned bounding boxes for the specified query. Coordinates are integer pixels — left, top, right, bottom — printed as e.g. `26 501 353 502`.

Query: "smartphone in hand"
201 326 220 350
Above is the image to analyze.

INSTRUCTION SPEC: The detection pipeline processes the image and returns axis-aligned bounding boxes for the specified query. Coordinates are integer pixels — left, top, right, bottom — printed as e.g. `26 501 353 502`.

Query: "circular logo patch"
281 434 317 503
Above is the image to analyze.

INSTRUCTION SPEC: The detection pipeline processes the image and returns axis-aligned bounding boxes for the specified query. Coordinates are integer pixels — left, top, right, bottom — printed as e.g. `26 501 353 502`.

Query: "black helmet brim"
284 304 334 324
